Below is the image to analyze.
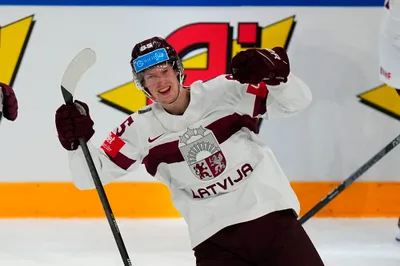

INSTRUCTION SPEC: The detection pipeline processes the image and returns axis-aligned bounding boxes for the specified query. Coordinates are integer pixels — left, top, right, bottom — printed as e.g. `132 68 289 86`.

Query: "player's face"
143 63 180 104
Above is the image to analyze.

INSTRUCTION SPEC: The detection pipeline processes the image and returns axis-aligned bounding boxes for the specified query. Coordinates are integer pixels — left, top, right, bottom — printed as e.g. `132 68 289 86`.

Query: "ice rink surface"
1 218 399 266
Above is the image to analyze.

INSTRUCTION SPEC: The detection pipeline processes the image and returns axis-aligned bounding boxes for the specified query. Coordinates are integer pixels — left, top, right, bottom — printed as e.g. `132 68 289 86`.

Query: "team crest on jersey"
178 126 227 181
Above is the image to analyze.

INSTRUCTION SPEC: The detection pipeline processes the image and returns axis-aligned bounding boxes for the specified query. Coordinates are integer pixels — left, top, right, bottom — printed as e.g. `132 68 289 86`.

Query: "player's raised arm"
227 47 312 119
55 100 143 190
380 0 400 91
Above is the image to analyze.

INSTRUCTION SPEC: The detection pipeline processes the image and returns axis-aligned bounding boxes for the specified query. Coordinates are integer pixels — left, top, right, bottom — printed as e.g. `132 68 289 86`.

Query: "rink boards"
0 5 399 218
0 181 399 218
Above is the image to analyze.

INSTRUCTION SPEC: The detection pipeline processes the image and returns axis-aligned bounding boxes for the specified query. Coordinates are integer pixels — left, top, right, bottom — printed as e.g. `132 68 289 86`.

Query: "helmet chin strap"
166 72 186 106
166 85 183 106
144 84 182 105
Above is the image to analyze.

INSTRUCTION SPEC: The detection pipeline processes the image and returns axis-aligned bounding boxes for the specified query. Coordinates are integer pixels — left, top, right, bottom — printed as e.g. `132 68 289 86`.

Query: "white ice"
0 218 399 266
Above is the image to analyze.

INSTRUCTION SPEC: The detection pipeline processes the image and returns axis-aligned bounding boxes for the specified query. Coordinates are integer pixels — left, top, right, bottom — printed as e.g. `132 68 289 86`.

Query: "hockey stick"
299 133 400 225
61 48 132 266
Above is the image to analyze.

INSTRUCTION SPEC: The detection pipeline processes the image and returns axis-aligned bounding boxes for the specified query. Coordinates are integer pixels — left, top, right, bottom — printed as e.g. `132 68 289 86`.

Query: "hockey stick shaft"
77 137 132 266
63 87 132 266
299 133 400 225
60 49 132 266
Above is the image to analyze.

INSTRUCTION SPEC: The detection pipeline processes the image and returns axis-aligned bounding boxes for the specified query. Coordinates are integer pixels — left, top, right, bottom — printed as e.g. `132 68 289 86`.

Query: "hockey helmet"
130 36 185 99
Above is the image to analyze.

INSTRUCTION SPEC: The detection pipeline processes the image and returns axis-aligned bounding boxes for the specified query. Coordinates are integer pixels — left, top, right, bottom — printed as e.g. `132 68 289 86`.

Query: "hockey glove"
0 82 18 121
55 100 94 151
230 47 290 86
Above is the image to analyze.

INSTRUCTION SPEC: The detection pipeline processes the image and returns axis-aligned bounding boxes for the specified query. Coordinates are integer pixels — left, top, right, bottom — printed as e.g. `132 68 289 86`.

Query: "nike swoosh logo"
148 133 164 143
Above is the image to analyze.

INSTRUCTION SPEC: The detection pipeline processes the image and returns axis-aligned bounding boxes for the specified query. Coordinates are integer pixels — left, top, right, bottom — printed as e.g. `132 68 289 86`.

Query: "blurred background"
0 0 398 219
0 0 399 265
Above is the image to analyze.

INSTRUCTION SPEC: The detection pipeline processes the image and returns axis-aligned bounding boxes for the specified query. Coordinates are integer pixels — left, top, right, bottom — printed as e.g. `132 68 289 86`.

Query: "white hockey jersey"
68 72 312 248
379 0 400 88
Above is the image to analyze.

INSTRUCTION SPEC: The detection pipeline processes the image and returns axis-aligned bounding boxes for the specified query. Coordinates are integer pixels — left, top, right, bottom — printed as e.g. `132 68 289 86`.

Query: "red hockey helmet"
130 36 185 99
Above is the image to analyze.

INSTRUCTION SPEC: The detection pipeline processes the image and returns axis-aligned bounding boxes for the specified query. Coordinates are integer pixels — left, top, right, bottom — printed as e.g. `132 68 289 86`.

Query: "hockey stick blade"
61 48 96 104
60 48 133 266
299 133 400 225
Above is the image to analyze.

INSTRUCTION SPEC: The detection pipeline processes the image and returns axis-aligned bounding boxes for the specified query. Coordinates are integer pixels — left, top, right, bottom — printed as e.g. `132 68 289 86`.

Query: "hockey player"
55 37 325 265
380 0 400 242
0 82 18 123
379 0 400 242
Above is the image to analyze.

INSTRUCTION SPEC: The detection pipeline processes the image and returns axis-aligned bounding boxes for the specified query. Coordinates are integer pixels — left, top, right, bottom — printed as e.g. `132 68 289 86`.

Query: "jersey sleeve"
67 114 143 190
379 0 400 88
387 0 400 18
223 72 312 120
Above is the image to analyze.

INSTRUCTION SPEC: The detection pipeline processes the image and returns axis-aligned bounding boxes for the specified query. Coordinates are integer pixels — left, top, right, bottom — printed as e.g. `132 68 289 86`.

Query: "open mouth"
159 86 171 95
